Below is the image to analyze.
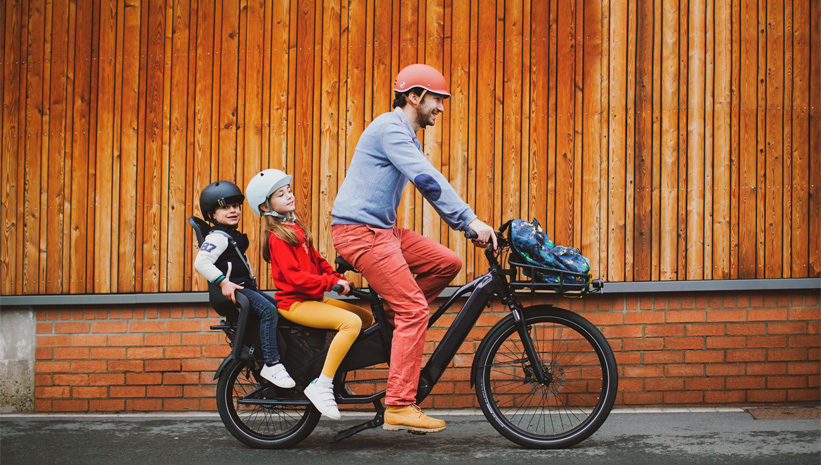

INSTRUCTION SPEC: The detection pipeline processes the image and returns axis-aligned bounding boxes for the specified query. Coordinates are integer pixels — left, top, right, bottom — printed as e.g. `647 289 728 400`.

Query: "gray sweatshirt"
332 107 477 231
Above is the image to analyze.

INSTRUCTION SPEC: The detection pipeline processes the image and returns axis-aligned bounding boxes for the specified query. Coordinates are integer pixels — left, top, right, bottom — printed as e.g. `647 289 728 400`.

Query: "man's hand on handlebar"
467 218 498 250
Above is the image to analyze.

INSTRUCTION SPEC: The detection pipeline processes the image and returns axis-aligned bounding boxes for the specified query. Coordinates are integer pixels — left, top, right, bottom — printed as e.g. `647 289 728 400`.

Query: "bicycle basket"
501 218 593 294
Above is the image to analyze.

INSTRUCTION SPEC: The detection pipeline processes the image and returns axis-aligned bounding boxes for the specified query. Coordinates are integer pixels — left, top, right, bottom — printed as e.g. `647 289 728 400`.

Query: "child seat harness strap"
209 229 257 285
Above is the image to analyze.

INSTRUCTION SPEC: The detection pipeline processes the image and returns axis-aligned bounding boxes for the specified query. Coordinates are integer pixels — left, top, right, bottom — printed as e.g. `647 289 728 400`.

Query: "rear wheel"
474 306 618 449
216 358 320 448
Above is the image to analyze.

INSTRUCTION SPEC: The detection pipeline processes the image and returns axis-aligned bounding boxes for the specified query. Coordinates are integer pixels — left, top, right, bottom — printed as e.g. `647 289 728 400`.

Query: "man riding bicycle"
331 63 496 433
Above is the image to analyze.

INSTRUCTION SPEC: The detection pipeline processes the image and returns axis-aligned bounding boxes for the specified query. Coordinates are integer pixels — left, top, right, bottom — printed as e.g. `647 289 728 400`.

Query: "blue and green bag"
505 218 590 284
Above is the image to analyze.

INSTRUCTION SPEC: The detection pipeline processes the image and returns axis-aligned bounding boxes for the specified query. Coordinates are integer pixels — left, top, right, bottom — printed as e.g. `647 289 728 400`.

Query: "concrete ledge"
1 278 819 307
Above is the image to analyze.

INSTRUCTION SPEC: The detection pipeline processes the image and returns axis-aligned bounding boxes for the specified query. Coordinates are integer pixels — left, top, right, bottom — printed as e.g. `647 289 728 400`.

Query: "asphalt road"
2 408 819 465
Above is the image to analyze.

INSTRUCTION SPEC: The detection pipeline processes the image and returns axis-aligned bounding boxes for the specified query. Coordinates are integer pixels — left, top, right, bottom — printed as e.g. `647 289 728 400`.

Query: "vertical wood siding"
1 0 819 295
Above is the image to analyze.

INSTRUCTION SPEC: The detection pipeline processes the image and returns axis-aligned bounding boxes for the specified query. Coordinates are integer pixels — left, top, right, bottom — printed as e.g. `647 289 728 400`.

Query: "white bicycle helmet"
245 169 292 216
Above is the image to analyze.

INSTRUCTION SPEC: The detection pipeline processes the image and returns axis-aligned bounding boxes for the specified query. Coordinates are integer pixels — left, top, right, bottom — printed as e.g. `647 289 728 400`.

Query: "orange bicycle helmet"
394 64 450 98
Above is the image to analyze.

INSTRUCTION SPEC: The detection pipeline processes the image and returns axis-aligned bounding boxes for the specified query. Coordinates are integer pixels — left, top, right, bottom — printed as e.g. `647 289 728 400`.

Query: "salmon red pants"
332 224 461 405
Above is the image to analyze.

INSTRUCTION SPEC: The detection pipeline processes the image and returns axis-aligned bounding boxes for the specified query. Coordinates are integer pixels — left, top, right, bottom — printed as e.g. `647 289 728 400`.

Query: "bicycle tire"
474 306 618 449
216 358 320 448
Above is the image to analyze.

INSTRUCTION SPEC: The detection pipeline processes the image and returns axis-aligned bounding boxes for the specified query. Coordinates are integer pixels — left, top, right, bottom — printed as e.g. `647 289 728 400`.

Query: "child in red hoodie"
245 169 373 420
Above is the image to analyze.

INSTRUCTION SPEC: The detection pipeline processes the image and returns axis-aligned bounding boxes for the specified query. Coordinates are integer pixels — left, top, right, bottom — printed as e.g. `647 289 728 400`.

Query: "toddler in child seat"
193 180 295 389
246 169 374 420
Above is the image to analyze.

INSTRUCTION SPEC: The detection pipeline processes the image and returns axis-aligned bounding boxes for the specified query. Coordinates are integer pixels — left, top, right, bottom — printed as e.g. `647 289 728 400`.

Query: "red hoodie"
267 223 343 311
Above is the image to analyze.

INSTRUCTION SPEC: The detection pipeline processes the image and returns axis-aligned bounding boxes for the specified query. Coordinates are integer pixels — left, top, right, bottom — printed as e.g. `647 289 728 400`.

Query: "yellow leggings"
279 298 374 378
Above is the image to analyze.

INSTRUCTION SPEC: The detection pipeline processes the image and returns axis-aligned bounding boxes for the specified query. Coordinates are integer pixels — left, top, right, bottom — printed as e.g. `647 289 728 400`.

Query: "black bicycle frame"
333 243 550 406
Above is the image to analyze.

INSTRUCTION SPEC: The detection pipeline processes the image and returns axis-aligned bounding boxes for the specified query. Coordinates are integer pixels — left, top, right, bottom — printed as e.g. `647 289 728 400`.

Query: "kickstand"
330 401 385 443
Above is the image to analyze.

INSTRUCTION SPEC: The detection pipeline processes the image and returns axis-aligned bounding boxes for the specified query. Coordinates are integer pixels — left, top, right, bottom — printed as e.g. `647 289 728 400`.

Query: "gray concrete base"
0 308 35 413
1 410 820 464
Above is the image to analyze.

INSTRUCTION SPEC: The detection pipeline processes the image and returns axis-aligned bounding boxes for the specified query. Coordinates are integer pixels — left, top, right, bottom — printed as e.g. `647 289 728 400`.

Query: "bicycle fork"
501 296 551 386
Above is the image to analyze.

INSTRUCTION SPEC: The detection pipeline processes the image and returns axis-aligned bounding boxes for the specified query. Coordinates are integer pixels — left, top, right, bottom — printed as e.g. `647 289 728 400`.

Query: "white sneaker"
260 363 295 389
304 379 341 420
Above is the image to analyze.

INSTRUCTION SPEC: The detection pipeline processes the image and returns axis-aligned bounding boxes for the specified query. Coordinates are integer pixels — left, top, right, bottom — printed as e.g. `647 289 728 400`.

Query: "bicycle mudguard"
213 354 235 380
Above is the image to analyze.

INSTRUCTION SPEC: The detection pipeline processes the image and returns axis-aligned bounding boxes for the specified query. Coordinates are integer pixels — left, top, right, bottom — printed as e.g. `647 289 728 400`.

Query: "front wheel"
216 358 320 448
474 306 618 449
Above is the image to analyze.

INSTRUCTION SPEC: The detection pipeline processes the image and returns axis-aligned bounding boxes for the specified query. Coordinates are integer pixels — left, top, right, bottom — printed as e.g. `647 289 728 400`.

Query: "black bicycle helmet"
199 180 245 222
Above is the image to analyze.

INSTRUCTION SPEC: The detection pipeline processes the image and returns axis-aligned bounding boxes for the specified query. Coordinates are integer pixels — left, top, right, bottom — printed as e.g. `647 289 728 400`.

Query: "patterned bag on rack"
507 218 590 284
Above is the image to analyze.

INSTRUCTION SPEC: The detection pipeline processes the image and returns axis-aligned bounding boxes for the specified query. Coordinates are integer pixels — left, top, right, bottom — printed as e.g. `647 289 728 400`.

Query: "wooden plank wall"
1 0 819 295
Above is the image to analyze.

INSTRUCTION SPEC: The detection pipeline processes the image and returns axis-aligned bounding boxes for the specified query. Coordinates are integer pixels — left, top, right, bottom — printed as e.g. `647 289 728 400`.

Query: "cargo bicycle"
189 217 618 449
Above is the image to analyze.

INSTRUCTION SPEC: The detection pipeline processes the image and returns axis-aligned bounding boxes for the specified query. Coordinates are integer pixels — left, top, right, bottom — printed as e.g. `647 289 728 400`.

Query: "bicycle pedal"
407 430 427 436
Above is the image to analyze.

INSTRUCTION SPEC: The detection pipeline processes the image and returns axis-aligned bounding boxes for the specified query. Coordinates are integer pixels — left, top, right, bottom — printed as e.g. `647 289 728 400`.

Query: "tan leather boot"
383 404 446 433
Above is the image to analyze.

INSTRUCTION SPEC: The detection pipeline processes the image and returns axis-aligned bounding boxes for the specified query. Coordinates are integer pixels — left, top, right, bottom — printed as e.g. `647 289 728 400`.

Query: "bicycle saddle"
334 256 357 274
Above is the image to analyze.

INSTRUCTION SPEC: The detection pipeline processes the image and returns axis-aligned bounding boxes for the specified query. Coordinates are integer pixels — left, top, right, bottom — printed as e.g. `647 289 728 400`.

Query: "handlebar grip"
464 229 479 239
331 284 344 293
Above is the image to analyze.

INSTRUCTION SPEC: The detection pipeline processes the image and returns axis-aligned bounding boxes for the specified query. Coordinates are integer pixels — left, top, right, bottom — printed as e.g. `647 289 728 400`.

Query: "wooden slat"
310 0 322 236
317 0 340 267
781 0 792 278
502 0 522 231
23 0 44 295
660 0 678 280
94 0 118 292
607 0 626 281
45 0 69 294
39 0 52 294
687 0 705 280
474 0 495 278
599 0 610 279
159 0 172 292
624 0 636 282
118 0 140 293
423 0 444 248
190 0 215 292
529 0 548 231
713 0 732 280
730 0 741 279
755 0 766 278
634 0 653 281
546 0 556 241
520 0 531 230
738 0 756 279
166 0 191 292
1 0 22 294
109 0 125 292
573 0 585 251
87 0 103 292
141 0 165 293
582 0 604 279
651 0 662 280
218 0 238 182
765 0 783 278
703 0 714 280
677 0 688 280
556 0 575 247
448 0 469 282
492 0 503 230
68 0 93 293
791 0 810 278
810 0 821 277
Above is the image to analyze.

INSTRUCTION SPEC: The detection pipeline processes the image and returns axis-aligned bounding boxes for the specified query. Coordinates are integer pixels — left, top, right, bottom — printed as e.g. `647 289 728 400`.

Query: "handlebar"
332 282 372 300
464 229 479 239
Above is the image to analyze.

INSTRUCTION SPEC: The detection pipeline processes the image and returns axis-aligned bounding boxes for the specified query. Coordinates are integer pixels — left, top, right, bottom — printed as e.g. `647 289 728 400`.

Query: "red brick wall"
33 290 820 412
